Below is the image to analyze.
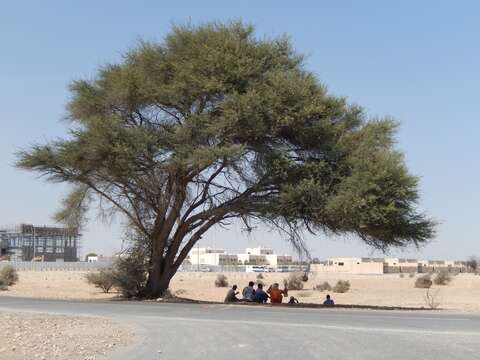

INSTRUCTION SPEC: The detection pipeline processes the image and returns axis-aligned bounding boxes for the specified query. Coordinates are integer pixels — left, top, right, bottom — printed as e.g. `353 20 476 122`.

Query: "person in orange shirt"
267 283 288 304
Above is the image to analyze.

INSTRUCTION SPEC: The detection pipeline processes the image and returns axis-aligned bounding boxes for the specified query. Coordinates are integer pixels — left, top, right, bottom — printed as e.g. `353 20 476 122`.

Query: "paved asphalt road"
1 297 479 360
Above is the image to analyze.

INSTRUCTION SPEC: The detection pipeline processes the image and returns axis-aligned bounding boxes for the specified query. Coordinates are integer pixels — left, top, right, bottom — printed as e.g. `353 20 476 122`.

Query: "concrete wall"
311 260 384 275
0 261 112 271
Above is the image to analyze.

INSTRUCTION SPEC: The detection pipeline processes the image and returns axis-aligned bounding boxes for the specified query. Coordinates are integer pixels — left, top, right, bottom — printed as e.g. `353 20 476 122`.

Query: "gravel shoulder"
0 311 131 360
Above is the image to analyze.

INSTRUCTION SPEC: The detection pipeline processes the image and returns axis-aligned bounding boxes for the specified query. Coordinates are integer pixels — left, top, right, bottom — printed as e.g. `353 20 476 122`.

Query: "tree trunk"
144 233 173 299
145 258 172 298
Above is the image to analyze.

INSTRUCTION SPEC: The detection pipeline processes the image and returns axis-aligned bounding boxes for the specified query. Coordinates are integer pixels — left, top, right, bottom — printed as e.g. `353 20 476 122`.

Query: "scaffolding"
0 224 80 262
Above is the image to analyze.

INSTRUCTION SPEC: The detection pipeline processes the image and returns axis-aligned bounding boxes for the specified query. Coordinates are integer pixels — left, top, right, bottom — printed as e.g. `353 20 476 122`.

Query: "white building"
265 254 293 267
245 247 273 255
237 253 268 265
187 247 239 266
239 247 292 266
311 257 468 274
186 246 292 268
86 255 98 263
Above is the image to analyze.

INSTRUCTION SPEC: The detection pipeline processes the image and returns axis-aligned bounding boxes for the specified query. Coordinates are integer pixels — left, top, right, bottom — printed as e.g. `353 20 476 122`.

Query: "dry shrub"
284 273 304 290
333 280 350 293
215 274 229 287
256 273 264 280
85 270 115 293
0 278 7 291
314 282 332 291
424 288 440 309
111 253 148 298
415 275 432 288
399 273 405 278
433 271 452 285
466 257 478 273
0 265 19 286
409 273 415 278
300 272 309 282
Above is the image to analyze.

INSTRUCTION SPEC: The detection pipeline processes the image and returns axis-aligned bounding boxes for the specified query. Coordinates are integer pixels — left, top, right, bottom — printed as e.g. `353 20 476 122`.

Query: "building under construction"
0 224 80 262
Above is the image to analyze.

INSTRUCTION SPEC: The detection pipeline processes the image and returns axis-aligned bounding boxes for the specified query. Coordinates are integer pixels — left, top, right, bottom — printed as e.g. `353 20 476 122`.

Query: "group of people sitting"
224 281 335 306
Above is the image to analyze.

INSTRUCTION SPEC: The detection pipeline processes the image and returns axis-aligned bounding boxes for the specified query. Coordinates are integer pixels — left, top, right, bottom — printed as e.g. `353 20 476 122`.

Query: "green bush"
215 274 229 287
415 275 432 288
85 269 115 293
433 271 452 285
111 253 148 298
314 281 332 291
333 280 350 293
0 266 19 286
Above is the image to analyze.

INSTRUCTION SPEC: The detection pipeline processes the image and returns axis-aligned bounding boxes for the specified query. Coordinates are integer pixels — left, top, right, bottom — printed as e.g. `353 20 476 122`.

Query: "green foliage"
85 239 150 298
15 21 435 297
0 266 19 286
415 275 432 288
85 269 115 293
111 252 148 298
333 280 350 293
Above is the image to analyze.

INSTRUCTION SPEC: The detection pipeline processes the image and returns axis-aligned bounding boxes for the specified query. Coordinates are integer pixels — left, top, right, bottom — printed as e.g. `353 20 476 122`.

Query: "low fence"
179 264 309 273
1 261 308 273
0 261 113 271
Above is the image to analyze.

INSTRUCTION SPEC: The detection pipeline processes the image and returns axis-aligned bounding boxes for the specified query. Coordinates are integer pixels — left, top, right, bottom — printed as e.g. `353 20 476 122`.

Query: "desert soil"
1 271 479 311
0 311 131 360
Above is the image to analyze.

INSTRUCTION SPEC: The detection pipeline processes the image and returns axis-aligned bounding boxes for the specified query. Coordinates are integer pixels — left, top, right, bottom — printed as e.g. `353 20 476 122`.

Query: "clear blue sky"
1 1 478 260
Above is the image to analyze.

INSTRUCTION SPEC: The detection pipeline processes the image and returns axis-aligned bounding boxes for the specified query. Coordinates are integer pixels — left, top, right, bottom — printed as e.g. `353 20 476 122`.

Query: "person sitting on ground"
242 281 255 302
267 283 288 304
253 283 269 303
224 285 240 303
288 296 299 304
323 294 334 306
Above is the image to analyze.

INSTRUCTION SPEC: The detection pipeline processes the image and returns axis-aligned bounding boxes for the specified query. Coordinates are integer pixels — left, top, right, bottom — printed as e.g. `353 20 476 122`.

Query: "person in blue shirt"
323 294 334 306
254 283 269 303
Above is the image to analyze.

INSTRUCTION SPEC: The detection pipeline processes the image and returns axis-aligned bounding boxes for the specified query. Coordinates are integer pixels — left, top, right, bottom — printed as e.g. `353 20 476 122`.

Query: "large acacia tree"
17 22 434 298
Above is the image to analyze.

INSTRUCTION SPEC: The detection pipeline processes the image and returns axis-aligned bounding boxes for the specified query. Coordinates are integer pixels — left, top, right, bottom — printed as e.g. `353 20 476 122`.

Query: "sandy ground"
169 272 480 311
0 311 131 360
0 271 115 300
1 271 480 311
